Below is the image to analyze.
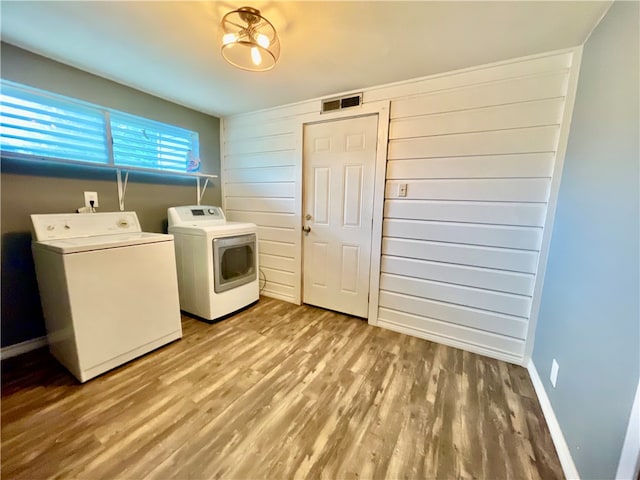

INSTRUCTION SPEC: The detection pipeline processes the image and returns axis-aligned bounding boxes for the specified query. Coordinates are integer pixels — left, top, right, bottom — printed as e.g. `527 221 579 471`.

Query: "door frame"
295 100 390 325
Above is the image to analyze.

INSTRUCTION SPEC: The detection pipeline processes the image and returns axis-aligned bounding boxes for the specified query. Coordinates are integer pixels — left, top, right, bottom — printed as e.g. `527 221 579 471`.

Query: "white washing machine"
168 205 259 321
30 212 182 383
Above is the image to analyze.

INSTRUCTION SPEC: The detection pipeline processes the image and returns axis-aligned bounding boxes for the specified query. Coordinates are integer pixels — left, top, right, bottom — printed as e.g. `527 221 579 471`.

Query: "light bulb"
256 33 270 48
251 47 262 65
222 33 237 45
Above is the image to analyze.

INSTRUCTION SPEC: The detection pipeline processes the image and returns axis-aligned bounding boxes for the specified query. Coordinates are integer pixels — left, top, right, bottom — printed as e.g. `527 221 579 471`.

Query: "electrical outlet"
550 359 559 388
84 191 99 208
398 183 407 197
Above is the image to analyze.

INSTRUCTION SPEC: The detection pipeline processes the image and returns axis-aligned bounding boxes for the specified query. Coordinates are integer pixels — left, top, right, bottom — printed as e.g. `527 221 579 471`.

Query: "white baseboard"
378 319 524 365
0 336 48 360
527 359 580 480
616 379 640 480
261 290 298 305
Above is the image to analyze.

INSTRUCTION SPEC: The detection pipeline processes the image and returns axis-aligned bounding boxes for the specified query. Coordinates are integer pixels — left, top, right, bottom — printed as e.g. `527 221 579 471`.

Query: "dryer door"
213 233 256 293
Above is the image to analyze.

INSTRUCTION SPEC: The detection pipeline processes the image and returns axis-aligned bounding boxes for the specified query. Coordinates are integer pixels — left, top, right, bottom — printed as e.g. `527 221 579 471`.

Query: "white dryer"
30 211 182 383
168 205 259 321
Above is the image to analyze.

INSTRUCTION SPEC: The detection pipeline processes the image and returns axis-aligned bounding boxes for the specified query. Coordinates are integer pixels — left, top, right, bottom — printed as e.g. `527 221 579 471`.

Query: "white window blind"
110 111 199 172
0 80 201 173
0 83 108 164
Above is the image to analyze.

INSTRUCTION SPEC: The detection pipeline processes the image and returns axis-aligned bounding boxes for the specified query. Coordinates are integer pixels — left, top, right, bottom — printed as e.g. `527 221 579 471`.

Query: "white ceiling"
1 1 611 117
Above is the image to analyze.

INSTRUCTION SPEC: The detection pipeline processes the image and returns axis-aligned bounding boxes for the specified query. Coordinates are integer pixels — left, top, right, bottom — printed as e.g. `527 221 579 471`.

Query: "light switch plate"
550 359 559 388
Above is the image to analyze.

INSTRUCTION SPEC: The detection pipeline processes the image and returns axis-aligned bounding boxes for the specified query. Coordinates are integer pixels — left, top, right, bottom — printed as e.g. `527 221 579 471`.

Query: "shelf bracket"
196 177 210 206
116 168 129 211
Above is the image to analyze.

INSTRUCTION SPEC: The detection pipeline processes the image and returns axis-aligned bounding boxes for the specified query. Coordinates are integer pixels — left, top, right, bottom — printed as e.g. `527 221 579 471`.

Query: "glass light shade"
256 33 270 48
250 47 262 66
220 6 280 72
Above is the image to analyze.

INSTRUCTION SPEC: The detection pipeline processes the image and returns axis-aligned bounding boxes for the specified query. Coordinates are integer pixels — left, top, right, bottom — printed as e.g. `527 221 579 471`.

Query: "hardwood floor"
1 297 563 479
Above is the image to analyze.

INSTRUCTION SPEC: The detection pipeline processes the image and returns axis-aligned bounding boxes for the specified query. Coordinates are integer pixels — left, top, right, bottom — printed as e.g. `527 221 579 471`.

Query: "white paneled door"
302 115 378 318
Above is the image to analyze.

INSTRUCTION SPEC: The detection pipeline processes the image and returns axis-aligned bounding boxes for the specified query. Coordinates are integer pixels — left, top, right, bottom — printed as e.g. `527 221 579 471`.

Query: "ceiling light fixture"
220 6 280 72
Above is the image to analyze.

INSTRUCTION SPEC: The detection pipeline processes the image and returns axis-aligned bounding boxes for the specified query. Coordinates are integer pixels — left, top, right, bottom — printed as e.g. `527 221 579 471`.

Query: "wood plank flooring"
1 297 563 479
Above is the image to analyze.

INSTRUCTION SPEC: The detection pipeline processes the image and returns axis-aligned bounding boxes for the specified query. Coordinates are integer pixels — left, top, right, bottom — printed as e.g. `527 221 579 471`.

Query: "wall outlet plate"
84 191 99 208
550 358 559 388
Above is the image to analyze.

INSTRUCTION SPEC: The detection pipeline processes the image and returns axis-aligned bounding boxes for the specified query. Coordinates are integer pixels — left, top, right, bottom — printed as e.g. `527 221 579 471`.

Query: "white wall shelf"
1 151 218 210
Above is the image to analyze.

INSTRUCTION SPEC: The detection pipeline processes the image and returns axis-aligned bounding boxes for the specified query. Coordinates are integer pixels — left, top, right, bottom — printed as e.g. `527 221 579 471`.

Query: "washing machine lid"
33 232 173 254
169 221 256 237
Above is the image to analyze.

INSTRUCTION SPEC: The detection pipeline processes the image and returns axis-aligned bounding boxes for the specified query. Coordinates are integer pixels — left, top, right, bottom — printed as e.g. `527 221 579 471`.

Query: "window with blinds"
110 112 199 172
0 83 108 164
0 80 200 173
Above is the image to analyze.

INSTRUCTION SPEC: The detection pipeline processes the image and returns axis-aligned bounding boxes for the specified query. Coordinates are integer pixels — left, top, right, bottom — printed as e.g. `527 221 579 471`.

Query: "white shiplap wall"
222 48 581 364
223 118 305 303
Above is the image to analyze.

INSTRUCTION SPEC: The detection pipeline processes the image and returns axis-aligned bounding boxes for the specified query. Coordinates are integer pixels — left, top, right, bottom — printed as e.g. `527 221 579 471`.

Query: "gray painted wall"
532 2 639 479
1 43 222 348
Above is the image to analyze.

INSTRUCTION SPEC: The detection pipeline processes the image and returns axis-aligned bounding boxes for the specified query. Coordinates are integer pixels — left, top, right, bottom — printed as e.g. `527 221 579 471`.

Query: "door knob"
302 226 311 233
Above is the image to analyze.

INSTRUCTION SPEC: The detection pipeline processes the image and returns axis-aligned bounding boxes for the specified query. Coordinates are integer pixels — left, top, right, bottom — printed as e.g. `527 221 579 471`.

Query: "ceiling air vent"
321 93 363 114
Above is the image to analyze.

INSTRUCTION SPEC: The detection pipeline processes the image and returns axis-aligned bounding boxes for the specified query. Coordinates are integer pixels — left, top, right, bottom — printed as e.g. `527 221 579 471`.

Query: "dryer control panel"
168 205 226 227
